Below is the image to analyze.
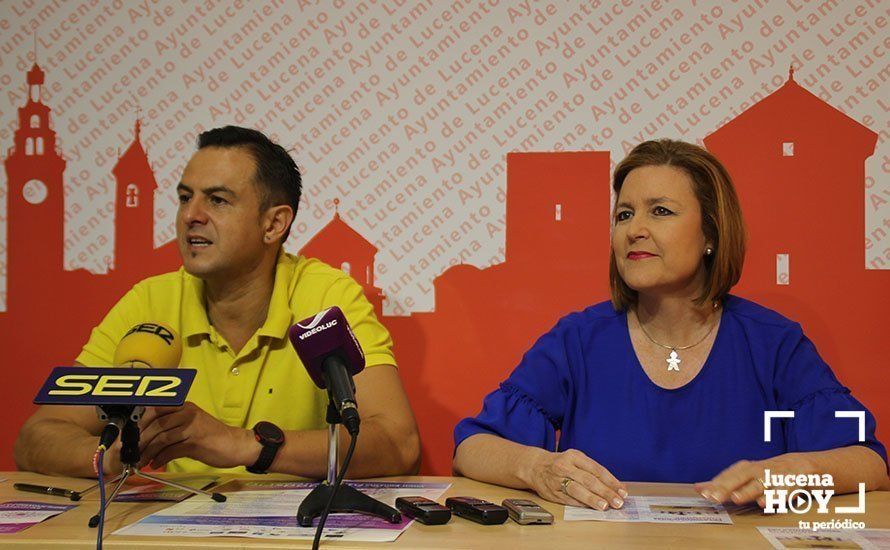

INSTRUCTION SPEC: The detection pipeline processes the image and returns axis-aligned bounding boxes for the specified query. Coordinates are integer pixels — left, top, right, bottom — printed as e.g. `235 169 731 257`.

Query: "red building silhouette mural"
1 64 885 476
113 116 181 278
5 63 66 315
0 64 181 466
299 199 385 313
705 70 889 455
382 153 612 475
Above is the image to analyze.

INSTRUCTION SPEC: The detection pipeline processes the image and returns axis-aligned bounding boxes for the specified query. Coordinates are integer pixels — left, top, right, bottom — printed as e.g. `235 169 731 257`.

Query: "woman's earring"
705 247 714 256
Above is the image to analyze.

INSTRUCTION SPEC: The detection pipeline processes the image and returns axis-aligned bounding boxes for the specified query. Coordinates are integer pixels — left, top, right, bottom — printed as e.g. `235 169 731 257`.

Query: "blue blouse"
454 296 886 483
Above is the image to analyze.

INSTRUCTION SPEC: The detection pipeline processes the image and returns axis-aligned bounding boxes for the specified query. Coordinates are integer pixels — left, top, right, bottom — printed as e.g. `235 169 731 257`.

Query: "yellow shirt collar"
180 252 296 341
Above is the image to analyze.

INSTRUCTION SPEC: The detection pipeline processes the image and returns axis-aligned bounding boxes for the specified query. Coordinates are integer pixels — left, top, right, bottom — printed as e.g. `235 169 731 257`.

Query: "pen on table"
14 482 79 499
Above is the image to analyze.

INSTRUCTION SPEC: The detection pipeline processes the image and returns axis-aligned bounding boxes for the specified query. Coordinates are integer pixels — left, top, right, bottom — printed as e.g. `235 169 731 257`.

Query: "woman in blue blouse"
453 139 888 511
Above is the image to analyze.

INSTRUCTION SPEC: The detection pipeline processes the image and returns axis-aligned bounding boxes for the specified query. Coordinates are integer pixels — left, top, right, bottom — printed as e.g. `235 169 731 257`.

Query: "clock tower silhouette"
4 63 66 313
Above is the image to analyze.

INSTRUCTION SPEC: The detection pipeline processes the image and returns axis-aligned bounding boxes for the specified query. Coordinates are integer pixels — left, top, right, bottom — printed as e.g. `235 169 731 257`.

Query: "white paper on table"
564 496 731 524
757 527 890 549
114 481 451 543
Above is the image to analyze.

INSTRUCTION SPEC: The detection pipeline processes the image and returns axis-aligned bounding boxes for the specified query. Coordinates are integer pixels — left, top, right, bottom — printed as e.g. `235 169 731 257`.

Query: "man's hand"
137 403 258 469
101 437 124 475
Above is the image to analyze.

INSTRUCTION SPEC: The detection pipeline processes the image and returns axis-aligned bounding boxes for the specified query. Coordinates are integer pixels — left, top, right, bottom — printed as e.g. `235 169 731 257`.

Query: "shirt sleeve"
322 275 396 369
774 324 887 468
454 316 575 452
75 286 144 366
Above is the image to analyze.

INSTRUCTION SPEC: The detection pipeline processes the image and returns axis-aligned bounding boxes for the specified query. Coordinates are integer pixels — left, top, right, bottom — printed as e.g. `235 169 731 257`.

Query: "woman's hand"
525 448 628 510
695 453 812 507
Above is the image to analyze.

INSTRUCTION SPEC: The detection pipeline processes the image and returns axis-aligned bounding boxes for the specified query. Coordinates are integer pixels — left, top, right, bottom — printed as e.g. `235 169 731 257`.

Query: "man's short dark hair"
197 126 301 241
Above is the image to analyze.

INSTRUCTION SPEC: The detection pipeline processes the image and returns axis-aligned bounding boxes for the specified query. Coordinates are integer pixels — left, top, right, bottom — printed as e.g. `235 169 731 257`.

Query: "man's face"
611 165 709 297
176 147 267 281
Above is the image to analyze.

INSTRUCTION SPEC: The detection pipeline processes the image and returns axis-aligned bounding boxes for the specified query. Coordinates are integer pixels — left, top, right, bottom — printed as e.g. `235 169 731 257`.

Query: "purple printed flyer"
0 501 77 534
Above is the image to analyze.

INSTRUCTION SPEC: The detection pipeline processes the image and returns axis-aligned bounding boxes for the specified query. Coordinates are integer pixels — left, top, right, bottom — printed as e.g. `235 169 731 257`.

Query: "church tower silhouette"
3 63 66 313
113 116 158 273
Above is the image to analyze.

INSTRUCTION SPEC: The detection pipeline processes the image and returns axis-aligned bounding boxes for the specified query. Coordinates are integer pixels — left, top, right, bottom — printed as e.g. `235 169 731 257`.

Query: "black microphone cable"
312 432 358 550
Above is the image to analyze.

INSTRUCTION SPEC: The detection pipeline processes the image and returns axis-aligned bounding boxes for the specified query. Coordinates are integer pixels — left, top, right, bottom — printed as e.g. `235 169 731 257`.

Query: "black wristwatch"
246 421 284 474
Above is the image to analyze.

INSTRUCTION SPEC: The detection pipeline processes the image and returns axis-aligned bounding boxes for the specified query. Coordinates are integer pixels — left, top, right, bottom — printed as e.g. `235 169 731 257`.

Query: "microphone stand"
77 414 226 527
296 401 401 527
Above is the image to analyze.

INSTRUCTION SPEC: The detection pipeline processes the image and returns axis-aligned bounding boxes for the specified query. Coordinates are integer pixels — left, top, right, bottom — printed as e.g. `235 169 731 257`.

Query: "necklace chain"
638 315 718 351
636 308 720 371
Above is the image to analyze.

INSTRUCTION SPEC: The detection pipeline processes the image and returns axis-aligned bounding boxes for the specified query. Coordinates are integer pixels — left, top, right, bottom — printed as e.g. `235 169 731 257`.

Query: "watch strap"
247 422 283 474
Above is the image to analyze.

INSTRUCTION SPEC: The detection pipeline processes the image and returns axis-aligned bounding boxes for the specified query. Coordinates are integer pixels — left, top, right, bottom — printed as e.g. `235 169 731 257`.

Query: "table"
1 471 887 548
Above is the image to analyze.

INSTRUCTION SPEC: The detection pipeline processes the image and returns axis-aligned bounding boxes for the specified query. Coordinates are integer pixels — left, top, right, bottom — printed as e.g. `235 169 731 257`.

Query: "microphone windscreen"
114 322 182 368
289 306 365 389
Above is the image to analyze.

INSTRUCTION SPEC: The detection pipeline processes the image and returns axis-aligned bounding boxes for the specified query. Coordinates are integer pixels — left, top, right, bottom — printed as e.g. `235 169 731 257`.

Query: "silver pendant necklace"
637 309 719 371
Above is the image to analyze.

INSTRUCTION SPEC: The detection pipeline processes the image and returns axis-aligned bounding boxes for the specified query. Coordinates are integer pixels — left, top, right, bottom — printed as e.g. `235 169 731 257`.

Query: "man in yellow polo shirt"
14 126 420 479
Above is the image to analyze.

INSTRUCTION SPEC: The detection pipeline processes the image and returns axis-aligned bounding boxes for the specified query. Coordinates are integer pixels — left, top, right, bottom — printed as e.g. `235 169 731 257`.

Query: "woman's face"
612 165 710 299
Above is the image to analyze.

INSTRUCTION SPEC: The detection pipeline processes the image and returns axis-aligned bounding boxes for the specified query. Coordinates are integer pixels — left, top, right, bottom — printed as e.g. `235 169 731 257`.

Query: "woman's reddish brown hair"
610 139 747 310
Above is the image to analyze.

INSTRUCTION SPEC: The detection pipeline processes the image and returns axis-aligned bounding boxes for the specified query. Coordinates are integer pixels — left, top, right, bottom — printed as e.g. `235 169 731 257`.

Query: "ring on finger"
560 477 574 496
755 477 766 491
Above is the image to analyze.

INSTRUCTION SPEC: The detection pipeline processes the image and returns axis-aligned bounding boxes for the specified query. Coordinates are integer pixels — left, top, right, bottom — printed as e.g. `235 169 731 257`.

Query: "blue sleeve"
454 316 576 452
775 325 887 468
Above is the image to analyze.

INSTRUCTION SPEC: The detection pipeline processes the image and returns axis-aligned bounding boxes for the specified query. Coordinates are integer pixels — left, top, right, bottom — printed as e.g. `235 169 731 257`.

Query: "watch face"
254 421 284 444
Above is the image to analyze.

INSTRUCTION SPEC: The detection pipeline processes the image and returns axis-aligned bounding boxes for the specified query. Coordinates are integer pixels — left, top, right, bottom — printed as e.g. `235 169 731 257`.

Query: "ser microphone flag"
34 367 195 407
36 321 192 407
34 366 195 450
34 322 192 449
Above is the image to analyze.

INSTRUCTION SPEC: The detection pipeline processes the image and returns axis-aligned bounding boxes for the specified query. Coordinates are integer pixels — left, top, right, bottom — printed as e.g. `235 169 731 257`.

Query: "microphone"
34 326 223 528
113 322 182 368
99 323 183 449
289 307 365 436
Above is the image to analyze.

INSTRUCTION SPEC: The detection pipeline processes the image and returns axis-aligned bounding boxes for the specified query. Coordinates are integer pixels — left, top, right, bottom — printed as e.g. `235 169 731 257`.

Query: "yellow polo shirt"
75 252 396 474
